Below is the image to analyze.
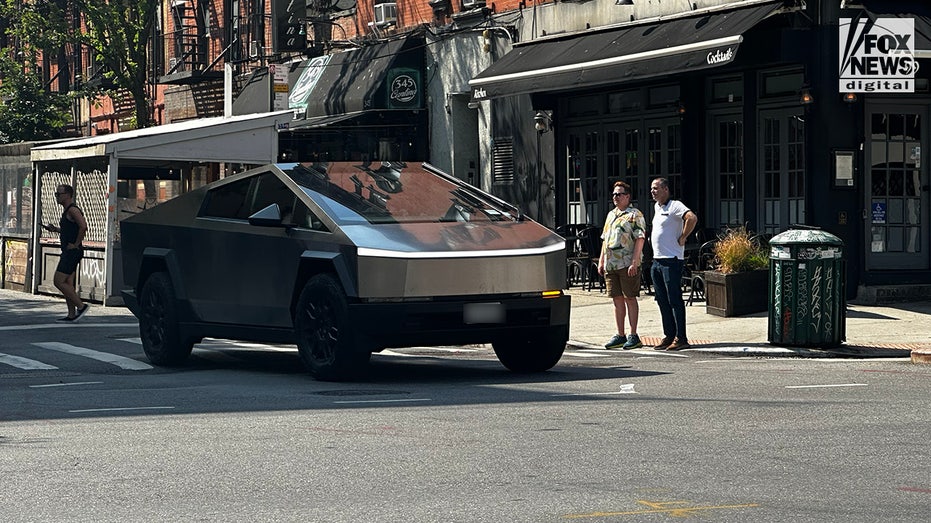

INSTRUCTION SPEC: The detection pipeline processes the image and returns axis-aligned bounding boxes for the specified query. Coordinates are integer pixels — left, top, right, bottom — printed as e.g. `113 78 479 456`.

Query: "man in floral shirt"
598 181 646 349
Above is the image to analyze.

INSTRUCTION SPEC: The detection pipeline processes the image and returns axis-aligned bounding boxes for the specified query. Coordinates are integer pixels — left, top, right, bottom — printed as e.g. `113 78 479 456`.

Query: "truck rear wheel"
492 327 567 373
138 272 193 366
294 274 371 381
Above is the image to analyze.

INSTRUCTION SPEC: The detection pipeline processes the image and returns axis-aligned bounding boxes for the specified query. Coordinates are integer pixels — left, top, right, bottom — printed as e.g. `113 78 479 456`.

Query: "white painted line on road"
563 351 611 358
0 353 58 370
569 342 605 350
410 346 480 353
551 391 633 397
252 346 297 353
0 323 137 332
32 342 153 371
68 406 175 413
785 383 868 389
634 351 689 358
378 349 416 358
690 347 801 355
192 348 253 364
31 381 103 388
199 339 297 352
332 398 432 404
376 347 480 358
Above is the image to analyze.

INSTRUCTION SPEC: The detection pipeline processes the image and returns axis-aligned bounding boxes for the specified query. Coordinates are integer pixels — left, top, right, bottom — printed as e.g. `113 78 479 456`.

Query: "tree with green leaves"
0 0 159 139
0 59 71 143
77 0 160 129
0 0 73 142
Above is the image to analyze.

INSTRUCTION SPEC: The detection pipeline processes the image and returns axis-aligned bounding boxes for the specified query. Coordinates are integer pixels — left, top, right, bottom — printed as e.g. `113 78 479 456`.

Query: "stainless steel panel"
357 249 566 297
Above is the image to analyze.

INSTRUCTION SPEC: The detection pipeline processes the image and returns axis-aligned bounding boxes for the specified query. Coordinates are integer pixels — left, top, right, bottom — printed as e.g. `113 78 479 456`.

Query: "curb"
911 347 931 364
567 340 913 359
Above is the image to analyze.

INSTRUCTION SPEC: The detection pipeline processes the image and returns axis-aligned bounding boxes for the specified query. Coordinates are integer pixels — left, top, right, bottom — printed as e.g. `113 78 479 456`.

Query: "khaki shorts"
604 266 641 298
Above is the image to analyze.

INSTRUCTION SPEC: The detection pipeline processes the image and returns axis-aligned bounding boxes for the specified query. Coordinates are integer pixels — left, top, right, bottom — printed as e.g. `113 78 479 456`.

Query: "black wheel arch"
137 248 187 301
290 250 358 320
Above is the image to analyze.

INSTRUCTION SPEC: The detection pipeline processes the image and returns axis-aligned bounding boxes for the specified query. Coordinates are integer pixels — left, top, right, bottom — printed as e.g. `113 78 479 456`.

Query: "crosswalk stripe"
0 323 138 332
31 342 153 371
193 348 254 364
198 339 298 352
0 352 58 370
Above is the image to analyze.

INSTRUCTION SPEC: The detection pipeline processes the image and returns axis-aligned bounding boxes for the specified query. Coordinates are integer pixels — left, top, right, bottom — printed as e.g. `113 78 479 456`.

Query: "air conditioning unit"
167 57 182 72
249 41 263 58
461 0 485 9
374 3 397 27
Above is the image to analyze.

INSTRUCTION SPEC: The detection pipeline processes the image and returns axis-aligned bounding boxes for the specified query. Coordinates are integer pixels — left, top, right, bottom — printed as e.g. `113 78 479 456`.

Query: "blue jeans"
651 258 687 341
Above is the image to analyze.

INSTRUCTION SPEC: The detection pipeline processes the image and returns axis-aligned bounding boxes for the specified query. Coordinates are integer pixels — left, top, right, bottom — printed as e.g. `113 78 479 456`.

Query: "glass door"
606 122 641 208
759 108 806 236
566 119 683 227
644 117 683 223
566 126 601 225
712 114 745 228
865 106 929 270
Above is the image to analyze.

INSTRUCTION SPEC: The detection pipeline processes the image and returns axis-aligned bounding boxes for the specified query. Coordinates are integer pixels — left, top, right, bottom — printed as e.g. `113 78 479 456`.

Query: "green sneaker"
622 333 643 350
604 334 627 349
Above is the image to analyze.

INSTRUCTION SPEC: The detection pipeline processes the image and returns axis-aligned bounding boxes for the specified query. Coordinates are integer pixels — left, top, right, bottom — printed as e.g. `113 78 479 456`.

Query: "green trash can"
768 227 846 348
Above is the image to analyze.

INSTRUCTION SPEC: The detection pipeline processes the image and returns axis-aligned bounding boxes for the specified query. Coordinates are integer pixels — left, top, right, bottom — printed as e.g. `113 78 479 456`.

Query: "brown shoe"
653 336 674 350
666 338 691 351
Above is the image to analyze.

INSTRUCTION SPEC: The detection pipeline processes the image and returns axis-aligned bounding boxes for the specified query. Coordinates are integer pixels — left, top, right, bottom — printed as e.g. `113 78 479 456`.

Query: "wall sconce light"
615 0 633 4
842 92 858 103
799 86 814 105
677 102 686 115
534 110 553 133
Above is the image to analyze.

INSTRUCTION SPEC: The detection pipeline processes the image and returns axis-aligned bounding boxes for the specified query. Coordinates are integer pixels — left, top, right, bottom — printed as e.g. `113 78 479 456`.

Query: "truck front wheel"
294 274 371 381
138 272 193 366
492 327 567 373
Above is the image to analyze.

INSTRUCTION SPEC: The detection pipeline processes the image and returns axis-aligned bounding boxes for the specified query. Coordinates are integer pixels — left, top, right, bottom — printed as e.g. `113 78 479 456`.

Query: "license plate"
463 302 505 324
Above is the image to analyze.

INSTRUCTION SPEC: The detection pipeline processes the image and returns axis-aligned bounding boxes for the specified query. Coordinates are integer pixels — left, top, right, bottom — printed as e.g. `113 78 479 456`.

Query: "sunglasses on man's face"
54 192 65 196
612 192 627 197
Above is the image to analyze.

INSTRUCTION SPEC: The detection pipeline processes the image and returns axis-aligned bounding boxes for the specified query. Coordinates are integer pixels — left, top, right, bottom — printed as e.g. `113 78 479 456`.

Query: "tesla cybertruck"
120 161 570 380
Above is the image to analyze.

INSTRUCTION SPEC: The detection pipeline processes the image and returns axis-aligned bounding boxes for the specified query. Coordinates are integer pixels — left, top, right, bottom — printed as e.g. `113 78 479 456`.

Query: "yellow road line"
565 503 760 519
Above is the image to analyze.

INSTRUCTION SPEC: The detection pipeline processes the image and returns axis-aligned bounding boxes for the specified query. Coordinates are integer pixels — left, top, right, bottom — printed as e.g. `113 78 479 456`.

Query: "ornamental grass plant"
712 226 768 274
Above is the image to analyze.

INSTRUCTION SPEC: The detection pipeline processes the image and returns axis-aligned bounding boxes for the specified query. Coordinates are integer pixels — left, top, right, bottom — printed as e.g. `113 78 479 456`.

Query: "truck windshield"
281 162 519 225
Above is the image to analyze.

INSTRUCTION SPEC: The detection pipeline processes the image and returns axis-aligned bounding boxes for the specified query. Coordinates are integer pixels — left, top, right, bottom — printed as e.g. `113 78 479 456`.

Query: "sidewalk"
566 287 931 359
3 288 929 359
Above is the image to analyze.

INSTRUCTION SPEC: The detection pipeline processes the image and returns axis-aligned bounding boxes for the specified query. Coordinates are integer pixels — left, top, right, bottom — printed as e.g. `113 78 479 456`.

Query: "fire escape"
158 0 226 119
159 0 224 85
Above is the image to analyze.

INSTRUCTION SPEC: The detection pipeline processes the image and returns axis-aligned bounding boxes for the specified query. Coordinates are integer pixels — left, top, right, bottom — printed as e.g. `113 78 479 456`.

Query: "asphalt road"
2 307 930 522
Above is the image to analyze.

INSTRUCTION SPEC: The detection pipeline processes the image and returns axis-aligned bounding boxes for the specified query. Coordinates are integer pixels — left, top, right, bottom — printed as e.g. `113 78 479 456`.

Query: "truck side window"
201 177 254 219
289 201 329 231
250 173 295 219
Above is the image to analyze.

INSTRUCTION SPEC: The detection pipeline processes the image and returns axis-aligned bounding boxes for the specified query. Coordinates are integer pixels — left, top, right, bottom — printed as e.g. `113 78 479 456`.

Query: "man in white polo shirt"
649 177 697 351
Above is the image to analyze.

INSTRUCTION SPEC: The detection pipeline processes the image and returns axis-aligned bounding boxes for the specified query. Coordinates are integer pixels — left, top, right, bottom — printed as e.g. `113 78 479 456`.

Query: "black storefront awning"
231 68 272 116
289 35 425 118
469 1 786 101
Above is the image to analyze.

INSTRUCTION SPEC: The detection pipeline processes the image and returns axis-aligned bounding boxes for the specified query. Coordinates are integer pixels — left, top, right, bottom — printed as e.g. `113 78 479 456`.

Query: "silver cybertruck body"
121 161 570 380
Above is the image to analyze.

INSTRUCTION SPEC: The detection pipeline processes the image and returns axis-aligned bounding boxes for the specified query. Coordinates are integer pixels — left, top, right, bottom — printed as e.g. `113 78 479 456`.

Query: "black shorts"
56 248 84 275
